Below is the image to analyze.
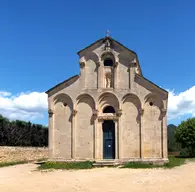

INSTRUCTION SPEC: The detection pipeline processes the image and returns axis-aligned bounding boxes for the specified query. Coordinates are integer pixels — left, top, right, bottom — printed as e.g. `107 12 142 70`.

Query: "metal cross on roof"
106 29 110 37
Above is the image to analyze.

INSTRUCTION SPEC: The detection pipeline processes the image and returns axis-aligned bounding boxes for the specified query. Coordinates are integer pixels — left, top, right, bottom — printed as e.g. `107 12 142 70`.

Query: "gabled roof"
77 36 143 76
77 36 137 55
135 73 168 94
45 75 79 94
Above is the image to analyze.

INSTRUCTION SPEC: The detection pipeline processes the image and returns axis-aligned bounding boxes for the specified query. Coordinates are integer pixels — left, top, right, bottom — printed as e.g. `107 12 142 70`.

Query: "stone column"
97 61 101 89
129 59 136 90
98 119 104 159
96 120 101 160
48 109 54 159
128 66 131 89
139 108 144 159
98 61 103 89
114 61 118 89
114 119 119 159
71 109 77 159
116 109 122 159
79 58 86 88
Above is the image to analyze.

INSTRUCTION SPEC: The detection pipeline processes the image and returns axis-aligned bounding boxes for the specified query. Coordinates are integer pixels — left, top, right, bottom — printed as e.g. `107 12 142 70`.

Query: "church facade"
46 35 169 164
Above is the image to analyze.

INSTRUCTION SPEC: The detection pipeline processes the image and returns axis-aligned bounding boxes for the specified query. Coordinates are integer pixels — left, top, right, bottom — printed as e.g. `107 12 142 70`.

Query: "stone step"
93 161 120 167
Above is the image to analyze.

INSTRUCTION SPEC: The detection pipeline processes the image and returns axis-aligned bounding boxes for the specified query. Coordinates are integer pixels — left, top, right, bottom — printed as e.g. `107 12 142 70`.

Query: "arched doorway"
102 120 115 159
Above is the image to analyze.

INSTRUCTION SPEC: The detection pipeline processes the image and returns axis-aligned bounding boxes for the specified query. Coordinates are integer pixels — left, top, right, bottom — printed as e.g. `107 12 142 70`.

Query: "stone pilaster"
48 109 54 159
128 66 131 89
114 61 118 89
139 108 144 159
114 119 119 159
98 61 103 89
93 109 99 159
161 109 168 159
116 109 122 159
98 119 104 159
79 58 86 88
129 59 136 90
71 109 77 159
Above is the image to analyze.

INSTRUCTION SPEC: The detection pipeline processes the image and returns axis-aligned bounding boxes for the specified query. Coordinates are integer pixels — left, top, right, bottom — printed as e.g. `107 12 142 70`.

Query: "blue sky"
0 0 195 126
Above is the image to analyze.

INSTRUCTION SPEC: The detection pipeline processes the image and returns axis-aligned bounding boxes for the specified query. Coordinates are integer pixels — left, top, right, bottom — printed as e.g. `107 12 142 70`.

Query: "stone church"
46 34 168 164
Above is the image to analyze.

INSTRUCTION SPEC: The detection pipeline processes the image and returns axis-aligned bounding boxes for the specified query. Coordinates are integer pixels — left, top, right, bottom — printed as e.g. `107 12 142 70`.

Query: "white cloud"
167 86 195 120
0 91 12 97
0 91 48 122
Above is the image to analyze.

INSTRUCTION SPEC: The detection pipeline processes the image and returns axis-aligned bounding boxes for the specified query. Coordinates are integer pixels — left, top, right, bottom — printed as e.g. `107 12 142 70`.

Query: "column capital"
92 109 99 116
114 61 119 67
161 108 167 117
139 108 144 116
116 109 122 117
98 118 104 123
113 119 118 123
93 109 99 120
48 109 54 117
129 58 137 68
79 57 86 69
97 61 101 67
79 62 85 69
72 109 78 116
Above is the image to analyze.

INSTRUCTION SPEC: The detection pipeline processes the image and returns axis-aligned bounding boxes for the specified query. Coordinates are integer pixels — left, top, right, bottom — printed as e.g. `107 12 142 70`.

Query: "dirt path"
0 162 195 192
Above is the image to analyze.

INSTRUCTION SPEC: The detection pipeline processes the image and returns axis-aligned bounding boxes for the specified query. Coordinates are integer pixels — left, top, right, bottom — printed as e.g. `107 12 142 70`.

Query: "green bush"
180 148 190 157
168 124 181 152
175 118 195 157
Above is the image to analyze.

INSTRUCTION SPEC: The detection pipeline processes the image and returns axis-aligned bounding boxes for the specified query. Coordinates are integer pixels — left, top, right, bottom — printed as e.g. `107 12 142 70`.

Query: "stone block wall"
0 146 48 163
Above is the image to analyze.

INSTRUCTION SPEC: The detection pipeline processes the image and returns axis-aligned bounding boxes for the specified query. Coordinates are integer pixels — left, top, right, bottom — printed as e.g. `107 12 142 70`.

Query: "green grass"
121 162 162 169
0 161 27 168
0 158 48 168
37 157 195 170
121 156 195 169
38 161 93 170
163 156 186 168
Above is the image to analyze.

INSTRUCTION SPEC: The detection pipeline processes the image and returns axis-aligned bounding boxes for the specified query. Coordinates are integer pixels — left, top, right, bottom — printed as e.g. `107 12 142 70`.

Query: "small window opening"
104 58 113 66
149 102 153 106
103 106 115 113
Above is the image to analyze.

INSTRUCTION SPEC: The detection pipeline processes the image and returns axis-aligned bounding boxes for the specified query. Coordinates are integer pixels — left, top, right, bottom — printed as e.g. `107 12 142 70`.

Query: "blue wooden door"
103 120 115 159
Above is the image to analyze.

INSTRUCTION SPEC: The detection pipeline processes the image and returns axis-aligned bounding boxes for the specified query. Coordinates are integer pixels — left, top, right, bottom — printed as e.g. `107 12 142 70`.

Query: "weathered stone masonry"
46 35 168 164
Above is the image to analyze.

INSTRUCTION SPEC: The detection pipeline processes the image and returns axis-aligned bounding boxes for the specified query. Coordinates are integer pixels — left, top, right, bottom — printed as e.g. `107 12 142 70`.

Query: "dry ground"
0 162 195 192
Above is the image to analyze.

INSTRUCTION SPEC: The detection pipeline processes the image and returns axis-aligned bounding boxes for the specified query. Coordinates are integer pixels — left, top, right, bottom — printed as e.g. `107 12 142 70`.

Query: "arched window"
104 58 113 67
103 106 115 113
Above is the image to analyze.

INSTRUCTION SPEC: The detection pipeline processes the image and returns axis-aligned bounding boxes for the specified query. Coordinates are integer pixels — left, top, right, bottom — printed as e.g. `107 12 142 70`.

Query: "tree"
175 118 195 157
167 124 181 152
0 114 48 147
